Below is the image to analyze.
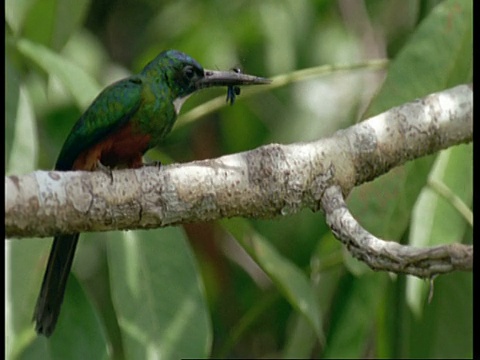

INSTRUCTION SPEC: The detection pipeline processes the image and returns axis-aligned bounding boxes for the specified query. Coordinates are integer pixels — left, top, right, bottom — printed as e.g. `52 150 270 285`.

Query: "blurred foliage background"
5 0 472 359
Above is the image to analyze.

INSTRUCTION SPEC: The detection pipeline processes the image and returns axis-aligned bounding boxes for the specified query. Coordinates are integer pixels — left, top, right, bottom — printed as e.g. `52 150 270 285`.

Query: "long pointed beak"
197 69 271 89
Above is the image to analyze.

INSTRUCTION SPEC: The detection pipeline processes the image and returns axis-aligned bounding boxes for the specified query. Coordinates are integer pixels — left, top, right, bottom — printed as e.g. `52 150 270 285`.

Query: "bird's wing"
55 76 144 170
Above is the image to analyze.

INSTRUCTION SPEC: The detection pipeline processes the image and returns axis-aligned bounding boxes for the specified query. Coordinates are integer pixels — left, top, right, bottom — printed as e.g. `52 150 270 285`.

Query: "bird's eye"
183 65 195 80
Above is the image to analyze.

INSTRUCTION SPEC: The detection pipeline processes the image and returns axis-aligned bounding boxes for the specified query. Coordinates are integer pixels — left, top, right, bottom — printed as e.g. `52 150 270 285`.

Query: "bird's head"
142 49 270 113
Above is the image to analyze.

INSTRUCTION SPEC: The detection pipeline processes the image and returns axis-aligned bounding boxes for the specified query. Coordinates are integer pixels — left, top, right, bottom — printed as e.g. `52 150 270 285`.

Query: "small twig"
321 185 472 278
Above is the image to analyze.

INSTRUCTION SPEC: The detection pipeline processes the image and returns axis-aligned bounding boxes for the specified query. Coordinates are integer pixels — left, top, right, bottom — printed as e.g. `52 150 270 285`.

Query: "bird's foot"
96 160 114 183
143 160 162 168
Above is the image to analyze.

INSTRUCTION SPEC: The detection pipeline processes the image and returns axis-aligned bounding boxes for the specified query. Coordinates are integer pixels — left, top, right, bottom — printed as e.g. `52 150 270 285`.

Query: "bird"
33 49 271 337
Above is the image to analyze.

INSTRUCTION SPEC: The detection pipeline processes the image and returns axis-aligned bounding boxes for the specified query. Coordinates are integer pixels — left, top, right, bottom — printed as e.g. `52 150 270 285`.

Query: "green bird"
33 49 270 337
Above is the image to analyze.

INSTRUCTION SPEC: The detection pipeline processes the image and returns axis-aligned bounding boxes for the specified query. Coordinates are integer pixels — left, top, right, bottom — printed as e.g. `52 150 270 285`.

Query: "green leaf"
406 144 472 315
107 228 212 359
414 145 472 247
8 253 109 360
43 276 109 359
323 273 389 358
282 314 317 358
251 235 324 342
5 0 37 35
222 219 324 343
6 85 38 175
6 238 48 359
5 52 21 170
365 0 472 117
16 39 101 109
408 272 472 358
20 0 91 50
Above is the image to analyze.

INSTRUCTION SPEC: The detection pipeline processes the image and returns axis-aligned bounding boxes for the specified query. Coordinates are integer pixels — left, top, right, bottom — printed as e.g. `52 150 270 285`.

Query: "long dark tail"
33 233 80 337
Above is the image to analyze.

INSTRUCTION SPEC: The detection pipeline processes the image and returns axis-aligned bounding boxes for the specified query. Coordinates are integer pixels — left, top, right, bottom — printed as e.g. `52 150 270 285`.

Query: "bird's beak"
197 69 271 89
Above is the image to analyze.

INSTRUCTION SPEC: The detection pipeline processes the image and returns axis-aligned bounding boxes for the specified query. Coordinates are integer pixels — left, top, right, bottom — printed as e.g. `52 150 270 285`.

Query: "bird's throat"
173 95 191 115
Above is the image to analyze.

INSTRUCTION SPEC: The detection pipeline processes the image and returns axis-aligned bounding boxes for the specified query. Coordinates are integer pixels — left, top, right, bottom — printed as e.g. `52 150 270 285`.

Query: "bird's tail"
33 233 80 337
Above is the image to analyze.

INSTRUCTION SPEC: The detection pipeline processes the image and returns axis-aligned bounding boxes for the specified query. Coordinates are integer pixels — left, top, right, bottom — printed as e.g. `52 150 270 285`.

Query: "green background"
6 0 472 358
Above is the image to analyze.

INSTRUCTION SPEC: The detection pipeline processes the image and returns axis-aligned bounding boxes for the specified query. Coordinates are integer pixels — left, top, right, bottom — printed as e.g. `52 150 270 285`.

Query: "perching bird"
33 49 271 337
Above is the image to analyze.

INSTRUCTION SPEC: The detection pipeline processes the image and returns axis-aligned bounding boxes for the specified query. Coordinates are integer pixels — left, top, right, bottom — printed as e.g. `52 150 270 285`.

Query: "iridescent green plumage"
56 50 269 171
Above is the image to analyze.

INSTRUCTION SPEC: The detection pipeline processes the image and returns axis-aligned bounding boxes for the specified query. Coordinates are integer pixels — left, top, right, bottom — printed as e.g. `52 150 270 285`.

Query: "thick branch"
6 84 472 237
6 84 473 277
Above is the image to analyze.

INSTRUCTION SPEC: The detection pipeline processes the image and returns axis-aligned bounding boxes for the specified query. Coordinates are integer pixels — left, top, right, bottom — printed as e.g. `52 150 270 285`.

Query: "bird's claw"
96 160 114 183
143 160 162 168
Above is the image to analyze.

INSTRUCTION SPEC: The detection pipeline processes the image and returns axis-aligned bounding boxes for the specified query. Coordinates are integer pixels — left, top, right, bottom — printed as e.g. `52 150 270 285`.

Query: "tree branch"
321 185 472 276
5 84 472 276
